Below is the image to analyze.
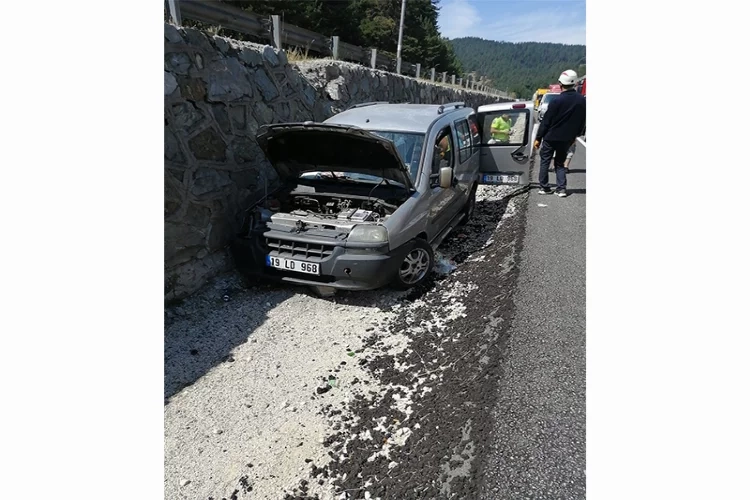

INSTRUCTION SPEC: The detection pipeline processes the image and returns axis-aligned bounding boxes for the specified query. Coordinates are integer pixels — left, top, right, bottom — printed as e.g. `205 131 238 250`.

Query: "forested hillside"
190 0 463 75
449 37 586 99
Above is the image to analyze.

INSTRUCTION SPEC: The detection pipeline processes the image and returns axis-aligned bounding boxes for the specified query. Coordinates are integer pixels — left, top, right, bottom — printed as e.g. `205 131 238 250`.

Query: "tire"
458 185 477 226
391 238 434 290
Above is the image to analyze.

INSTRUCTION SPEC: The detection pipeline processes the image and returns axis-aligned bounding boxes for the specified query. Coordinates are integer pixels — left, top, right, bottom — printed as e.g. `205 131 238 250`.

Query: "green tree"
197 0 463 75
448 37 586 99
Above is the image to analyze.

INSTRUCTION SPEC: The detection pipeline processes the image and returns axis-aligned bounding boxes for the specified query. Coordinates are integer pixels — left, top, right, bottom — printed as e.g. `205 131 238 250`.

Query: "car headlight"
348 225 388 243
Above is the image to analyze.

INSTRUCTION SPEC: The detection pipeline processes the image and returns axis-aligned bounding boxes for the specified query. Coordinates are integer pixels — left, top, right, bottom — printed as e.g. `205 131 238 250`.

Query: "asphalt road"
479 142 587 499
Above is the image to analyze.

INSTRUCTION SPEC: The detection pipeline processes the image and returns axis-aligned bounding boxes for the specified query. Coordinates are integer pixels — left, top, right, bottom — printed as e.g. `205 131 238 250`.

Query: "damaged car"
230 100 535 293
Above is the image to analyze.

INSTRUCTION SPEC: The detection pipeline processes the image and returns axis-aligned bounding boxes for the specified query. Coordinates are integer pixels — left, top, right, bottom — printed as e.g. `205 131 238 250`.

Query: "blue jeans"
539 140 570 191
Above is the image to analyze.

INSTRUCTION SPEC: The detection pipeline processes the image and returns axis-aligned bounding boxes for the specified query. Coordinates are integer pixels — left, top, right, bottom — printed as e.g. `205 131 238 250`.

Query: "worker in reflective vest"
490 114 512 143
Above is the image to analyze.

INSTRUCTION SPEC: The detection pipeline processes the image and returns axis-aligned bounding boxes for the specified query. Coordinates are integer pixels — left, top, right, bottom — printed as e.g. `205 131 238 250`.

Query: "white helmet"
558 69 578 86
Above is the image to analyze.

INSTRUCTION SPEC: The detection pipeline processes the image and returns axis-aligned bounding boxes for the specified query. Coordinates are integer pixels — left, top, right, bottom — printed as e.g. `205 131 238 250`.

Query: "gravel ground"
164 182 529 500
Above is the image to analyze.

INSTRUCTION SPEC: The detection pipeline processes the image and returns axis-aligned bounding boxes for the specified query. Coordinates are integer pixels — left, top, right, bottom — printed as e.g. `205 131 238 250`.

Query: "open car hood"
256 123 415 190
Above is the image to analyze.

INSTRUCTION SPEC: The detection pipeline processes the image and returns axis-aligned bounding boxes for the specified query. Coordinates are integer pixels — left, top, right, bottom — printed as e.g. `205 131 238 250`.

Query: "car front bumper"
230 232 413 291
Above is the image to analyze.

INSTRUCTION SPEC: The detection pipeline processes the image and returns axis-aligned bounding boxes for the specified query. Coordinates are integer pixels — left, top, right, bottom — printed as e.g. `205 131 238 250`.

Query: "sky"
437 0 586 45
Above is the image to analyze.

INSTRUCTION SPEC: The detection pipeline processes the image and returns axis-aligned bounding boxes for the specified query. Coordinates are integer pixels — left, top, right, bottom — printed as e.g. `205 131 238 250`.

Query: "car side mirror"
439 167 453 189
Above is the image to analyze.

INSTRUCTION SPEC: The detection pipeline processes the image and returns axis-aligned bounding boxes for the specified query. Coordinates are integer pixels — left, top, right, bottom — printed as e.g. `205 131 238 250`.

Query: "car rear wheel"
392 238 434 290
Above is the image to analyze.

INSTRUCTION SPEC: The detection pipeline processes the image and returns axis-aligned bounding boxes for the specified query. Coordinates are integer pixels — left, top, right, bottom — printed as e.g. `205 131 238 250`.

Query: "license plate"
483 174 520 184
266 255 321 275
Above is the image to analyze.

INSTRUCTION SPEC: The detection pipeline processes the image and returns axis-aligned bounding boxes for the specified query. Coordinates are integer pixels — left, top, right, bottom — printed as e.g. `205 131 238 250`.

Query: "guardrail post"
430 68 435 82
332 36 340 59
458 77 462 87
415 63 421 79
271 15 281 49
167 0 182 26
451 75 456 85
370 49 377 69
441 72 447 83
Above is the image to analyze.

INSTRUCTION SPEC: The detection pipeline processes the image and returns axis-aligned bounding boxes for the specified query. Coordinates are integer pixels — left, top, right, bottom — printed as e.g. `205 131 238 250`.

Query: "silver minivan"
231 101 535 292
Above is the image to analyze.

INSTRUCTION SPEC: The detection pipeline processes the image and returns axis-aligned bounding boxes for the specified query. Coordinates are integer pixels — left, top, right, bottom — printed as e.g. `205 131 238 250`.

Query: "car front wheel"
392 238 434 290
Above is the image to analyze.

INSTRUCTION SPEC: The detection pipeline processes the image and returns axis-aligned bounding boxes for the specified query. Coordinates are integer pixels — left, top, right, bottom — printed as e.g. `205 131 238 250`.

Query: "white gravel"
164 184 519 500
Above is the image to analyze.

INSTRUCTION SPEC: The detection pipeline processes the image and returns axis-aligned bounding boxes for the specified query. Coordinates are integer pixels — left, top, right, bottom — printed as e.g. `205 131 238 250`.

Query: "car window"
432 126 454 180
467 114 481 153
453 119 472 164
481 110 529 146
542 93 559 105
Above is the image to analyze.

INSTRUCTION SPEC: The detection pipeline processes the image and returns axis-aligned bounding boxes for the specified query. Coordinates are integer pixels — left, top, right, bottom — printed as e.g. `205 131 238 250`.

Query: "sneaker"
556 190 568 198
538 188 553 195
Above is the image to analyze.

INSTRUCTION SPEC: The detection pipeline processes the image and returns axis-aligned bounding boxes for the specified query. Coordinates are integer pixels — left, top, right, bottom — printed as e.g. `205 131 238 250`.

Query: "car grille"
266 238 336 260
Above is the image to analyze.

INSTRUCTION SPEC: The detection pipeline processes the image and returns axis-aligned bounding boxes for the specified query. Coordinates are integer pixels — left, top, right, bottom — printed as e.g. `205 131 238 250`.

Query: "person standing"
548 142 577 173
490 114 512 143
533 70 586 197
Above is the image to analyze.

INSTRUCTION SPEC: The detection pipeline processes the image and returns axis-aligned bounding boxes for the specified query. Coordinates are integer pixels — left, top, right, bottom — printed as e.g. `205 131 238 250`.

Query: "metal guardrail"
166 0 503 95
180 0 265 38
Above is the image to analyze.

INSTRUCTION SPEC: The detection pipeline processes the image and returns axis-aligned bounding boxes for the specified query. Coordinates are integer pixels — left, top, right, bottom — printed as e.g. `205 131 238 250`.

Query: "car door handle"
510 144 529 163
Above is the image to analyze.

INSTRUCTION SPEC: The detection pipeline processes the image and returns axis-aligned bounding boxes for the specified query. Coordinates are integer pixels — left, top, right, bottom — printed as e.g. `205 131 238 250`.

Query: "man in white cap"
533 69 586 197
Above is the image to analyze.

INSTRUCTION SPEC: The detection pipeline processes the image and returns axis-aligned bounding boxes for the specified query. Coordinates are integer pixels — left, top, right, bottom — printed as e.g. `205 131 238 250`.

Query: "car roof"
323 103 471 134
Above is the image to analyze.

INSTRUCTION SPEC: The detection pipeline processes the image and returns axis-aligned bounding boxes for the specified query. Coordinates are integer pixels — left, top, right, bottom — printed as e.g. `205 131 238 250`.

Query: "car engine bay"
241 183 408 235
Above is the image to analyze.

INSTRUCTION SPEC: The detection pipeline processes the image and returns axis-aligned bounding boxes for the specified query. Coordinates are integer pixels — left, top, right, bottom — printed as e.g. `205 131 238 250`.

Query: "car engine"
268 193 396 230
241 190 403 236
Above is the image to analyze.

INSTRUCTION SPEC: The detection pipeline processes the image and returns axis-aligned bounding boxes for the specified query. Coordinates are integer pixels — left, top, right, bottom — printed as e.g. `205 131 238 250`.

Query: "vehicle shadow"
164 273 296 402
565 188 586 196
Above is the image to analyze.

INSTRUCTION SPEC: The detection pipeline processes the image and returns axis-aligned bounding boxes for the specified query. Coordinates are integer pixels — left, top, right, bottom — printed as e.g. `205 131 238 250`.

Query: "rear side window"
453 119 472 163
481 110 530 146
467 114 481 152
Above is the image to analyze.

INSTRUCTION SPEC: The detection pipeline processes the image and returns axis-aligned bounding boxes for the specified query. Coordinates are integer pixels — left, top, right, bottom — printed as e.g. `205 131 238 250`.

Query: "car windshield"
369 131 425 182
542 93 559 104
299 131 425 185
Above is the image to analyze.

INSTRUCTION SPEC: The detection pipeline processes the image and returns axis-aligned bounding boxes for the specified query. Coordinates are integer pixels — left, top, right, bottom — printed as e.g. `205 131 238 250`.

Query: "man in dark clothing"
534 69 587 198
